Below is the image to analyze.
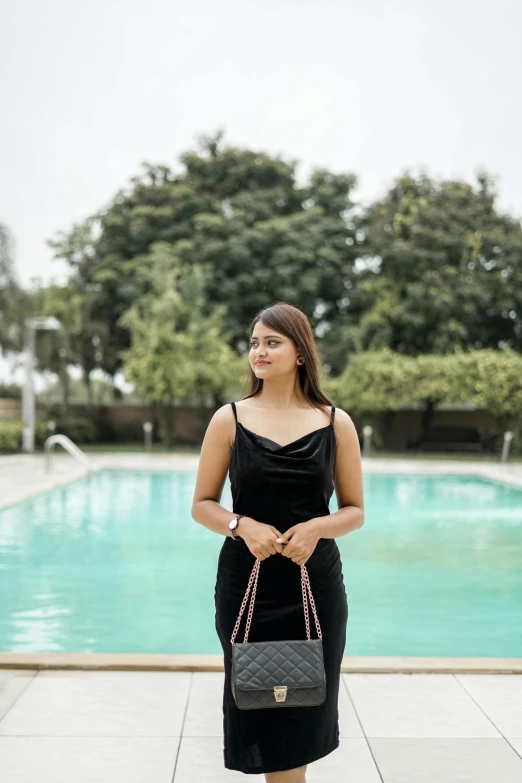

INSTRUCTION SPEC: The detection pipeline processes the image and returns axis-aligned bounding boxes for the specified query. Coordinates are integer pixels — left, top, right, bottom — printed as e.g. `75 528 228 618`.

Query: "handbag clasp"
274 686 288 703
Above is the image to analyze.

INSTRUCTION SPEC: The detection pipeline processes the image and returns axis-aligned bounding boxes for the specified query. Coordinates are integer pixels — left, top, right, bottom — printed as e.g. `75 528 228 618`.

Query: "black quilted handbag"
230 558 326 710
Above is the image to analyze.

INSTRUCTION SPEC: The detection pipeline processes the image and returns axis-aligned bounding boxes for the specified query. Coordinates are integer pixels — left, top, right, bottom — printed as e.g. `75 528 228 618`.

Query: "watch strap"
231 513 245 539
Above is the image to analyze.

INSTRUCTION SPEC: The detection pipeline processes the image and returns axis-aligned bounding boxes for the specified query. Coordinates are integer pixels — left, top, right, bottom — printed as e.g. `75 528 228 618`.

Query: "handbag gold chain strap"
230 559 322 644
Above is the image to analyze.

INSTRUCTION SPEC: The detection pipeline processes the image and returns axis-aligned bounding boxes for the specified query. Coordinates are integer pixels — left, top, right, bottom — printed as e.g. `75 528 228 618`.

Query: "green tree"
119 241 243 446
46 220 110 414
335 347 522 451
334 171 522 360
446 347 522 450
30 281 108 418
50 132 360 377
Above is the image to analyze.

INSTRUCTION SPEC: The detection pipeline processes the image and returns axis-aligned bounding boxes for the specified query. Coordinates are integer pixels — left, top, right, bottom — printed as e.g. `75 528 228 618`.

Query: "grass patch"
76 442 200 455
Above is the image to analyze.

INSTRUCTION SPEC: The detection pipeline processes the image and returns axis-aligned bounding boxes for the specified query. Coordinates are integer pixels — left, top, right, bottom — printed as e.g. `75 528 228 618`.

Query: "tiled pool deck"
1 453 522 780
1 669 522 781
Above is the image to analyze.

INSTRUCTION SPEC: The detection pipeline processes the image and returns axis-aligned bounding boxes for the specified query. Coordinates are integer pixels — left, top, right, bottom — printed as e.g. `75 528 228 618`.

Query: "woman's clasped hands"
238 516 321 566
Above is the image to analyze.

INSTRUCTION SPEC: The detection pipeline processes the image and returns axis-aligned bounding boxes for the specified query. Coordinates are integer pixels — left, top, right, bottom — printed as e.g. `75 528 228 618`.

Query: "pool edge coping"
1 653 521 674
0 464 97 511
1 456 522 513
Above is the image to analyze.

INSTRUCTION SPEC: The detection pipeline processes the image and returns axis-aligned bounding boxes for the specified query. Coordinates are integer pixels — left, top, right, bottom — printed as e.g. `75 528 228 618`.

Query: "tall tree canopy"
332 172 522 362
47 136 522 400
50 131 360 378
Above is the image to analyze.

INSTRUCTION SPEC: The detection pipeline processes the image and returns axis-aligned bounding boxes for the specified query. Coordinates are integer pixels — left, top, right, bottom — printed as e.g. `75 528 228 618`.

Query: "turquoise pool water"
0 470 521 657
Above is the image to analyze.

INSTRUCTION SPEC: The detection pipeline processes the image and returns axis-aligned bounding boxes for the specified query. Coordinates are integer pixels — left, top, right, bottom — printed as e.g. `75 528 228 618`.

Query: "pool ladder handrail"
44 434 94 473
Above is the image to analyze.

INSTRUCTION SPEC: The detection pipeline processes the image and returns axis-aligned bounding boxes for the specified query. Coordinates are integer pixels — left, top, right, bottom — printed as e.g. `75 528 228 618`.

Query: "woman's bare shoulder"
202 403 238 446
332 406 359 442
208 402 237 429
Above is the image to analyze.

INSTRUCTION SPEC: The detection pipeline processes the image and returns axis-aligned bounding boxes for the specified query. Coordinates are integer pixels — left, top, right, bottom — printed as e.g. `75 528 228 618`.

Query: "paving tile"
345 674 500 738
368 738 522 783
307 739 381 782
0 736 178 783
456 675 522 738
174 736 263 781
0 670 37 722
0 670 191 737
174 736 378 782
509 738 522 758
338 677 364 737
183 672 224 737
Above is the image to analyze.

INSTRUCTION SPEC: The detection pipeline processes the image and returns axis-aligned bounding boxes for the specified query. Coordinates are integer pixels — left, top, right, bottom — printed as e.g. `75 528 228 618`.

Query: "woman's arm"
191 404 285 558
312 408 365 539
191 404 238 538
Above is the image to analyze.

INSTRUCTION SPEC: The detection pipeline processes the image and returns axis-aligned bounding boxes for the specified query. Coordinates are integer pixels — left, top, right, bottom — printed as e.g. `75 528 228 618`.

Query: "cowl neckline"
236 421 334 452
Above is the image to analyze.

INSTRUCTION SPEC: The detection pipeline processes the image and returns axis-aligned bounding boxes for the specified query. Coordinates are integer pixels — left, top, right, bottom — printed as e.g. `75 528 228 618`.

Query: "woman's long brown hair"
242 302 335 409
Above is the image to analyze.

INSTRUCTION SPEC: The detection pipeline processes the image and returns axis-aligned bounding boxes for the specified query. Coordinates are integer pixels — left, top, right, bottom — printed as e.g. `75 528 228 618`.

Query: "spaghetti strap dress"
214 401 349 775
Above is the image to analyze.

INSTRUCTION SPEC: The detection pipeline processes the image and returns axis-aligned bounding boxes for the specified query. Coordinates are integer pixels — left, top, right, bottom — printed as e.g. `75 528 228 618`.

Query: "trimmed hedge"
0 419 22 451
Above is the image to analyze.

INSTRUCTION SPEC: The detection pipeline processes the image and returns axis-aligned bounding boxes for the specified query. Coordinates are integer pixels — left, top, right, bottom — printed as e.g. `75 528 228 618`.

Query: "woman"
191 302 364 781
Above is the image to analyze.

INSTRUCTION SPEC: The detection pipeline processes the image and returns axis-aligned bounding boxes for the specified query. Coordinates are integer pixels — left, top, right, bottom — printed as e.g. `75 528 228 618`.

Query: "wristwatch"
229 514 245 540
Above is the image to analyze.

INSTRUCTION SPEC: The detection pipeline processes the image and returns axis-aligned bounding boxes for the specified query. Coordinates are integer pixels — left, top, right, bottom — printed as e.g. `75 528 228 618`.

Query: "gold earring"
297 358 304 365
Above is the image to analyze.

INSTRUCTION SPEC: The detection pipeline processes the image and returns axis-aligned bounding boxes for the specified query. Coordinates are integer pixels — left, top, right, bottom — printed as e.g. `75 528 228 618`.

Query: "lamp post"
362 425 373 457
501 431 513 463
21 316 60 453
143 421 153 453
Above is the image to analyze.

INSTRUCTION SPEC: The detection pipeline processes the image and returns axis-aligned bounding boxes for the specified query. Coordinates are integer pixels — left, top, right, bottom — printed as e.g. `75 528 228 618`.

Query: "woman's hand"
238 517 285 561
276 520 321 566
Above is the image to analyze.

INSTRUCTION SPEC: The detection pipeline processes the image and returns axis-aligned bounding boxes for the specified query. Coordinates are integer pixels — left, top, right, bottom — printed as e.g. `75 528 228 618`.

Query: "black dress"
214 401 349 775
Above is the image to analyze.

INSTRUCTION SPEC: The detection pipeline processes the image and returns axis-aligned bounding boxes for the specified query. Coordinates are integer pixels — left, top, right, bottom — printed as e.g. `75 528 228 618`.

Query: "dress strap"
330 405 335 424
230 401 238 422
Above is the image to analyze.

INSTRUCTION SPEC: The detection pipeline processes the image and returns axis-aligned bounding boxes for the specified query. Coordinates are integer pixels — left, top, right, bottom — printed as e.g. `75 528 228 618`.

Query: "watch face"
229 518 238 529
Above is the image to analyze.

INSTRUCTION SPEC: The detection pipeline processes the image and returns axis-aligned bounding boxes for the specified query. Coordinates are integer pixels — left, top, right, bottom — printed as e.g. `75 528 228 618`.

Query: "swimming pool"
0 469 521 657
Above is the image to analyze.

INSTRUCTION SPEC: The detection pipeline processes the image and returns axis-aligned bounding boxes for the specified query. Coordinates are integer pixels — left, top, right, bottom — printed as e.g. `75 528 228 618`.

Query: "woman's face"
249 321 300 378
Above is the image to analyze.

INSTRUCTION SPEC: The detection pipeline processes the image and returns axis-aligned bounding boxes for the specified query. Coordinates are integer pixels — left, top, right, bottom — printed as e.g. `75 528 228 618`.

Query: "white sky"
2 0 522 287
1 0 522 382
